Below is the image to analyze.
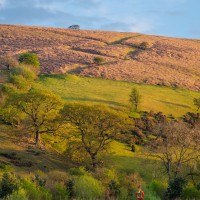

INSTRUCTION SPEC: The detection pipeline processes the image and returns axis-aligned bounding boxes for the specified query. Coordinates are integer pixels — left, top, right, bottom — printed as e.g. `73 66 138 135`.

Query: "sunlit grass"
39 74 200 117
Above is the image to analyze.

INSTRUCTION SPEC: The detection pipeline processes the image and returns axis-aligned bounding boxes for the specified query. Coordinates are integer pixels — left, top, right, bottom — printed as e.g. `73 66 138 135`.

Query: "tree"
0 56 19 70
138 42 149 50
8 87 63 145
129 88 141 112
68 25 80 30
147 121 200 183
93 57 105 65
61 104 128 168
18 52 40 68
194 98 200 111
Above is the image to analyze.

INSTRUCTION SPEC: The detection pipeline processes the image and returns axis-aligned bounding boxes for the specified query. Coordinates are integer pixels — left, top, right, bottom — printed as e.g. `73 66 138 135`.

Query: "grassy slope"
39 74 200 117
0 73 199 184
0 124 161 183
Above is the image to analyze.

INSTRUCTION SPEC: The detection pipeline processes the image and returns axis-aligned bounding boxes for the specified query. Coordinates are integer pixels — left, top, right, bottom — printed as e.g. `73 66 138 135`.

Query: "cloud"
101 20 153 33
0 0 6 8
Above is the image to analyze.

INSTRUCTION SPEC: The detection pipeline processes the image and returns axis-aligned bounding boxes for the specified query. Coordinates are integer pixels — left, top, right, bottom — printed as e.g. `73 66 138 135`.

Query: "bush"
7 188 28 200
66 180 74 199
149 180 166 198
53 183 69 200
21 179 52 200
165 177 187 199
181 187 200 199
93 56 105 65
9 75 31 90
107 180 121 199
18 52 40 68
0 172 18 199
10 66 37 81
138 42 149 50
74 174 104 199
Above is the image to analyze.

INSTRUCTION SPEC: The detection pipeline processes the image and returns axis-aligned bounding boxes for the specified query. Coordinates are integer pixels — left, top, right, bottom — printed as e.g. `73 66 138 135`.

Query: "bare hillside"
0 24 200 91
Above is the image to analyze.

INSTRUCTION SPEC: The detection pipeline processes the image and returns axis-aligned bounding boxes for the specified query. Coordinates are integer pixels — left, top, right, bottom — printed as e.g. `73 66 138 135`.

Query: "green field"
39 74 200 117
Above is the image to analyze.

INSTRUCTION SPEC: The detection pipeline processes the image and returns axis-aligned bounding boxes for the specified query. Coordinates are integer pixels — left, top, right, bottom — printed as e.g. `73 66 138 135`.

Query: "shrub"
53 183 69 200
107 180 121 199
10 66 37 81
0 172 18 199
66 180 75 199
181 187 200 199
165 177 187 199
74 174 104 199
21 179 52 200
93 56 105 65
18 52 40 68
7 188 28 200
138 42 149 50
149 180 166 198
9 75 30 90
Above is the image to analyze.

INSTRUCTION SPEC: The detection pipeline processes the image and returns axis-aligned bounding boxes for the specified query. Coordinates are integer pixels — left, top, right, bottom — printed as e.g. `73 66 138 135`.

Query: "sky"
0 0 200 39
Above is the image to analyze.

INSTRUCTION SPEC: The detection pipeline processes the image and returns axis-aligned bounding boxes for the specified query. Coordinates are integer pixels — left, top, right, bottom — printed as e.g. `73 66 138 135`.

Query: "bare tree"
146 121 200 182
0 56 19 70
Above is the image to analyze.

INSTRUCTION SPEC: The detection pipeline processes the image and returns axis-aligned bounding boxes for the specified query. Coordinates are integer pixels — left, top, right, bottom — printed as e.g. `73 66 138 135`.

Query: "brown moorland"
0 24 200 91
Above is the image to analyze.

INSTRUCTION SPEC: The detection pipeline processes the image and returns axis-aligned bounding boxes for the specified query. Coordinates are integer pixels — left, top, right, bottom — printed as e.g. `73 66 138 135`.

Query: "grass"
104 141 165 183
39 74 200 117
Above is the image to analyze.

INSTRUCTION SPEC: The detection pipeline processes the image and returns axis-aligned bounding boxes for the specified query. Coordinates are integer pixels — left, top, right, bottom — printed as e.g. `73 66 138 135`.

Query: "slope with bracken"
0 24 200 91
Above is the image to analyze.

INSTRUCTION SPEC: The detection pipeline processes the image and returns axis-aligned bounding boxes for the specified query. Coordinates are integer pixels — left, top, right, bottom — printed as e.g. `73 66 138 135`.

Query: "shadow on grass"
157 100 191 108
39 74 66 80
0 147 69 172
64 97 126 107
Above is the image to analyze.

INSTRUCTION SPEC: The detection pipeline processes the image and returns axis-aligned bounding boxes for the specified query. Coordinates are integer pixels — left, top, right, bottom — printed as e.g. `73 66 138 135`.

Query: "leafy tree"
18 52 40 68
93 57 105 65
147 121 200 183
129 88 141 112
194 97 200 111
8 87 63 145
68 25 80 30
61 104 128 168
0 56 19 70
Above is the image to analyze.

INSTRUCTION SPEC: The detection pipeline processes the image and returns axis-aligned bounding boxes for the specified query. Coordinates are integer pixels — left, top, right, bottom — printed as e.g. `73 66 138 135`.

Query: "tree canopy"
61 103 128 168
8 87 63 145
18 52 40 68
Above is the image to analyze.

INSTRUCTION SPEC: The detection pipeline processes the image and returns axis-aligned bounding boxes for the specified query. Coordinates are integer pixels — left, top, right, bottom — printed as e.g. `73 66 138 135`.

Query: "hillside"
39 74 200 117
0 24 200 91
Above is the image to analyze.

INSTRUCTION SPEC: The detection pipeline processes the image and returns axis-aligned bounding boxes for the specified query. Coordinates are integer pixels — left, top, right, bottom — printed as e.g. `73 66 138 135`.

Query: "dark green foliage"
165 177 187 199
93 56 105 65
66 180 75 199
18 52 40 68
108 180 121 198
0 172 18 198
197 183 200 190
35 175 46 187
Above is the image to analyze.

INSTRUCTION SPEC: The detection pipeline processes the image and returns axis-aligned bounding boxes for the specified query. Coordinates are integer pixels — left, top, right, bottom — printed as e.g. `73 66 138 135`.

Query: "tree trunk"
91 154 97 169
35 130 39 145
